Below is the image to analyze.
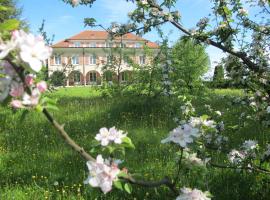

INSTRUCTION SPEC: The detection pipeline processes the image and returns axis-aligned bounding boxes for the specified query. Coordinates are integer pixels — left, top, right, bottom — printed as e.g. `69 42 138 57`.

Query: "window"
89 54 96 64
106 42 113 48
123 56 128 64
89 42 96 47
89 72 97 82
54 56 61 65
139 55 145 65
135 43 142 48
107 55 112 64
74 71 81 83
72 56 79 65
99 43 105 47
104 71 113 81
121 71 129 82
74 42 81 47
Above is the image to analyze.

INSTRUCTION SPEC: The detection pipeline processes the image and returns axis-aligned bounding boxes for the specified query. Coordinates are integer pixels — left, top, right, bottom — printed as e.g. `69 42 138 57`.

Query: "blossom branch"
210 162 270 174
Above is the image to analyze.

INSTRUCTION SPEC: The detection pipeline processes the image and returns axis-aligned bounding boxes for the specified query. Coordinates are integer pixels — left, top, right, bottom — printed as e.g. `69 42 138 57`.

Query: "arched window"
73 71 81 83
104 71 113 82
89 72 97 82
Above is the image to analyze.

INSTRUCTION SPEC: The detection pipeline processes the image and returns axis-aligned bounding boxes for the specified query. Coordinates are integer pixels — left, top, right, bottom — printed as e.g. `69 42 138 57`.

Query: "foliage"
212 64 225 88
50 71 66 87
0 0 28 30
171 38 210 90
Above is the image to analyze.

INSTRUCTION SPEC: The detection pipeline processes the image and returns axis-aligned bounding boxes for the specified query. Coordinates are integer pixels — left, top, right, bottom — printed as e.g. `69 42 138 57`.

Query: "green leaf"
113 180 123 191
45 104 59 111
0 19 20 31
0 5 10 11
200 115 209 120
124 183 132 194
121 137 135 149
41 97 57 105
118 171 129 179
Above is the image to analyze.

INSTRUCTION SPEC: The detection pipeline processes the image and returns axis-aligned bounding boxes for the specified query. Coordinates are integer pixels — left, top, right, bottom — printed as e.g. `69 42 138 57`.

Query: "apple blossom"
9 82 24 97
0 39 17 59
72 0 80 6
238 8 248 16
18 33 52 72
10 99 23 109
242 140 258 151
37 81 47 93
185 153 204 166
263 144 270 157
266 106 270 113
0 77 11 102
95 127 126 146
176 187 211 200
21 88 40 107
228 149 246 165
161 124 200 148
84 155 120 194
25 74 34 86
108 126 126 144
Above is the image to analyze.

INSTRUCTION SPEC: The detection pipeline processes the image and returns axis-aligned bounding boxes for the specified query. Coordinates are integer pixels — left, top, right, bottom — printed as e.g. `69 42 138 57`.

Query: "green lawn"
0 87 269 199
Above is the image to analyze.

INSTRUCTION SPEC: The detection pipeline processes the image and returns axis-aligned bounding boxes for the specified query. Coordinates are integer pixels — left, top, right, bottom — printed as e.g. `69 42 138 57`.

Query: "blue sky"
19 0 226 76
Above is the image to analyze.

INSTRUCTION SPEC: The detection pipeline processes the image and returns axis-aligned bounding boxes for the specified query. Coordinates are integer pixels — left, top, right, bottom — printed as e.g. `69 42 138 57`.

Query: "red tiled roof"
52 30 159 48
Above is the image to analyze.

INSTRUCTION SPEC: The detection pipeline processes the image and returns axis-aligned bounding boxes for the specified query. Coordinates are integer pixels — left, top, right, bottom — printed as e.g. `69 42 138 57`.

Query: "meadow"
0 87 269 200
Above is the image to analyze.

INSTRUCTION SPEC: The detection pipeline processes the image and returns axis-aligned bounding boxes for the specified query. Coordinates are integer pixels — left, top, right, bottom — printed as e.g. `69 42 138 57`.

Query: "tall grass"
0 87 269 199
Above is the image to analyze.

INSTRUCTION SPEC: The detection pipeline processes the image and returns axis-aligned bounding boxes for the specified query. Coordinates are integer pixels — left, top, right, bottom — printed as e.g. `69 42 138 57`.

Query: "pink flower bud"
10 82 24 97
72 0 80 6
25 74 34 86
11 100 23 109
37 81 47 93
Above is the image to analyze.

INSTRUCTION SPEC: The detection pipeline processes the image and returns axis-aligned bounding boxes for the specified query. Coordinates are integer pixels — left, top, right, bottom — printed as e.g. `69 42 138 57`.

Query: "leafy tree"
0 0 28 30
37 20 55 81
212 64 225 87
50 71 66 86
171 38 210 90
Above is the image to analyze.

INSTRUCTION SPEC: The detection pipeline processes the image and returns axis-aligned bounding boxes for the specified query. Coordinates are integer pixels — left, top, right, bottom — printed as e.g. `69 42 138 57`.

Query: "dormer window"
74 42 81 47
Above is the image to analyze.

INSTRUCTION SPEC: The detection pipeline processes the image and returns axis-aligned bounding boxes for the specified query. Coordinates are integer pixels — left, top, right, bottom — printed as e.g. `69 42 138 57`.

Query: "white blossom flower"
238 8 248 15
161 124 200 148
72 0 80 6
95 127 111 146
266 106 270 113
84 155 120 194
228 149 246 164
0 39 17 59
22 88 40 106
140 0 148 5
242 140 258 151
215 111 222 116
263 144 270 157
95 127 126 146
176 187 211 200
18 33 52 72
108 127 126 144
185 153 204 166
